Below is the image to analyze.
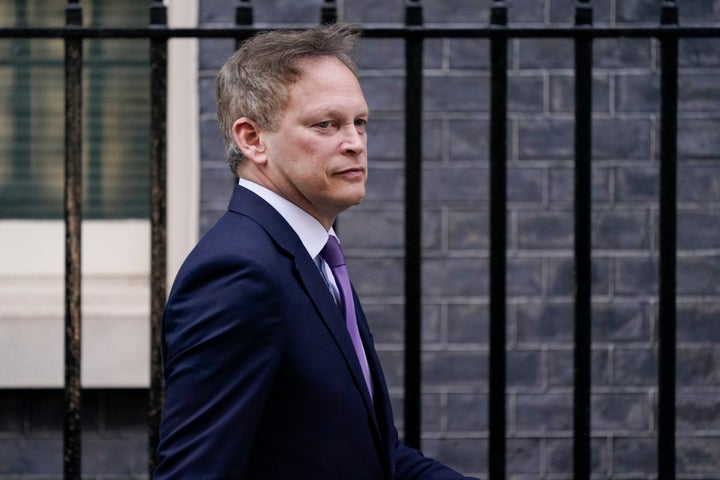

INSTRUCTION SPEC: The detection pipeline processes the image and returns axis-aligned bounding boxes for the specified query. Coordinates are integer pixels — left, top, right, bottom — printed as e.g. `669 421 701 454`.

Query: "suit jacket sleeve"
154 248 285 479
392 439 479 480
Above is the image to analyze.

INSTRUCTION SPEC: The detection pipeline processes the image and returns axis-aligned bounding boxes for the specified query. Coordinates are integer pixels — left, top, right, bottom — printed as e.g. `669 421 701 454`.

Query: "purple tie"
320 236 373 399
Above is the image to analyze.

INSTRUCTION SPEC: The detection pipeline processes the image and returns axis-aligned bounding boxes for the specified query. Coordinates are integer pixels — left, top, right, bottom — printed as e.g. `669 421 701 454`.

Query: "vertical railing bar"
321 0 338 24
403 0 423 450
63 1 83 479
658 2 678 479
148 0 168 475
235 0 254 50
488 2 508 479
573 2 593 479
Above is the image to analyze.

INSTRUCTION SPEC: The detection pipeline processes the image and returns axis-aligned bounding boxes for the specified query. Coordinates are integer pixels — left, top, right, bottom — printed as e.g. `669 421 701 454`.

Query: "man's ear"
232 117 267 165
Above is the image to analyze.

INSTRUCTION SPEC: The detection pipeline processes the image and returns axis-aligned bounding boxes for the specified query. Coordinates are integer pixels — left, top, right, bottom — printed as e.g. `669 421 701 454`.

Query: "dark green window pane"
0 0 150 219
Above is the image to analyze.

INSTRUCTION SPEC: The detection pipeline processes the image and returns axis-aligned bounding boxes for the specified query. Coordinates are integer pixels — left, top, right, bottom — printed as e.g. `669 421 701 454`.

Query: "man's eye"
354 119 367 128
316 121 332 128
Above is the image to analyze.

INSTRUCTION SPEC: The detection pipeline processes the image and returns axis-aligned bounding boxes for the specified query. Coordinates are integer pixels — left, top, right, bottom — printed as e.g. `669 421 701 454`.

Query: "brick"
545 438 607 475
421 392 443 432
677 348 720 387
615 73 660 113
422 208 444 251
82 437 147 475
592 118 652 160
422 303 443 344
546 348 611 387
448 119 490 163
198 38 235 71
424 75 490 113
345 0 404 24
516 393 573 432
678 257 720 296
0 437 62 474
677 393 720 432
199 119 225 165
198 0 236 24
518 39 574 69
679 74 720 112
546 257 610 296
421 437 487 474
363 166 404 202
613 348 657 386
518 119 574 161
506 438 540 474
508 167 544 203
423 166 489 203
507 257 544 296
508 75 544 113
448 209 489 250
616 0 661 24
678 119 720 159
449 39 490 69
612 436 656 474
447 303 489 344
549 74 611 113
593 302 652 343
678 165 720 202
359 76 405 113
680 39 720 68
366 118 405 161
200 164 235 204
336 208 403 249
549 0 612 24
198 74 217 115
508 350 542 388
517 303 574 343
614 256 658 296
351 257 405 296
676 437 720 474
422 257 488 297
362 303 404 343
678 210 720 250
593 209 652 250
594 38 653 68
517 211 573 250
548 167 612 206
356 38 405 70
422 351 487 387
615 166 658 203
422 0 489 23
252 0 322 24
447 393 488 431
678 303 720 343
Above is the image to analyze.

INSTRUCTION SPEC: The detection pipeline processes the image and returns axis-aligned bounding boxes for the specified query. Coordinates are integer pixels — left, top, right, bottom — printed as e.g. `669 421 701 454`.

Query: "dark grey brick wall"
0 390 148 478
196 1 720 479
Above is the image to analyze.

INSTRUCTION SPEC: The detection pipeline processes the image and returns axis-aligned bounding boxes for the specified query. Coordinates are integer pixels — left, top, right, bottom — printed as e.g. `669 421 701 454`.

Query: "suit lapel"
228 185 381 431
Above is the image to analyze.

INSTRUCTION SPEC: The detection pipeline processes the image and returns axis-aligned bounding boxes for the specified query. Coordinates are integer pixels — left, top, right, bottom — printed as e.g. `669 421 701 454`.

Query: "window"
0 0 150 219
0 0 199 387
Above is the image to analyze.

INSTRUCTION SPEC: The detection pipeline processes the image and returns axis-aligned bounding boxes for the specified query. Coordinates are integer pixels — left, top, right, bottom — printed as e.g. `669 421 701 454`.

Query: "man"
154 23 478 479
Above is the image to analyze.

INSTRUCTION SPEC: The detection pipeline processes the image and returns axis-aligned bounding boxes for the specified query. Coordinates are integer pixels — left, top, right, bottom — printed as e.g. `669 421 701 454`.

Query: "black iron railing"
2 0 719 478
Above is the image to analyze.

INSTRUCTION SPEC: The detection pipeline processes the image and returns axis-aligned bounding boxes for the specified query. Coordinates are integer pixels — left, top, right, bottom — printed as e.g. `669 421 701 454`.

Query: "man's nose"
341 124 365 155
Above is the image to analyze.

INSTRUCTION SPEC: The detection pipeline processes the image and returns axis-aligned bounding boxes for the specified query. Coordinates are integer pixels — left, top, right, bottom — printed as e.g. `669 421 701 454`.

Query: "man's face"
260 56 369 228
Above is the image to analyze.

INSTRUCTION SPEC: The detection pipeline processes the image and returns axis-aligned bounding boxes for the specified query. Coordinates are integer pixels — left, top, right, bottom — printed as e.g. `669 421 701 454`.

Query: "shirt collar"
238 178 334 259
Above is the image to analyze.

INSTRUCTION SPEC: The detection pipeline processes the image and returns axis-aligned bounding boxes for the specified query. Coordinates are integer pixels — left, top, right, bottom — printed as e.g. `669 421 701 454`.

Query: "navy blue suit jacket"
154 185 476 479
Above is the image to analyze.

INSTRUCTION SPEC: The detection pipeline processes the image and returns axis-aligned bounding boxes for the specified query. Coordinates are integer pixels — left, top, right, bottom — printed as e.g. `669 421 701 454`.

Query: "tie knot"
320 235 346 268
